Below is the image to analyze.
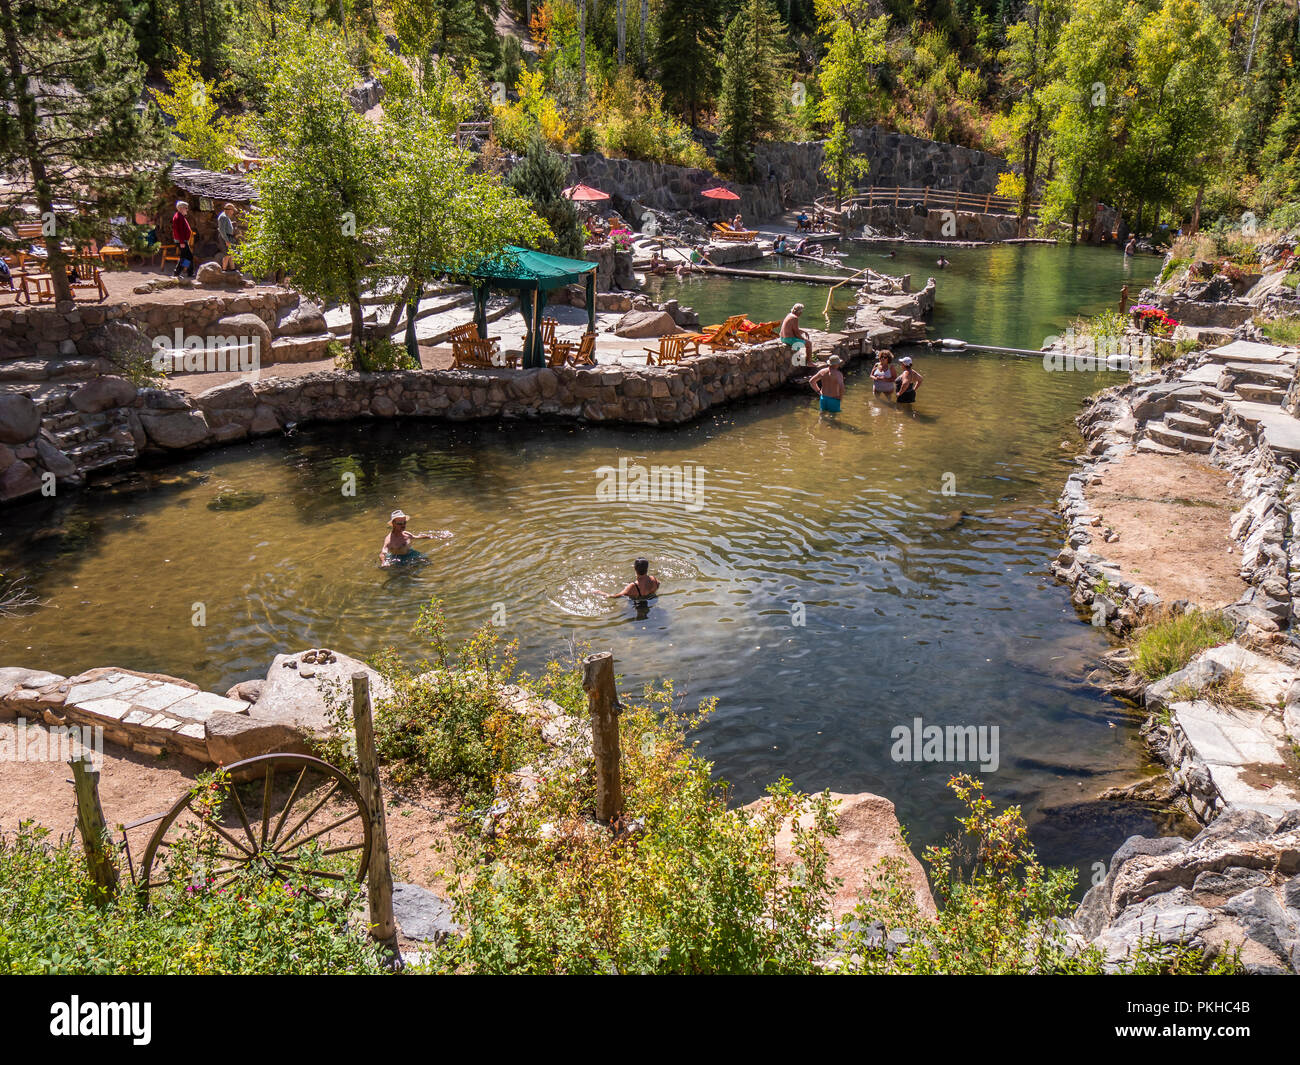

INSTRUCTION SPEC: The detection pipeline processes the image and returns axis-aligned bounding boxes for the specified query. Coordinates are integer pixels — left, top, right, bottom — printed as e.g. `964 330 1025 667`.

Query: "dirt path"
1086 451 1247 608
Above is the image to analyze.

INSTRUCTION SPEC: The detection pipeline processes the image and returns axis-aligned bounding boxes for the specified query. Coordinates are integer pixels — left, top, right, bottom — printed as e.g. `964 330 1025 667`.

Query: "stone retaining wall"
0 289 302 369
570 126 1012 223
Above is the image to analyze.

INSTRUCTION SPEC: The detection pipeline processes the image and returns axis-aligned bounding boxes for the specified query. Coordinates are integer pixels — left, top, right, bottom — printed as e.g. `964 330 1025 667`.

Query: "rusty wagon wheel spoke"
138 754 372 904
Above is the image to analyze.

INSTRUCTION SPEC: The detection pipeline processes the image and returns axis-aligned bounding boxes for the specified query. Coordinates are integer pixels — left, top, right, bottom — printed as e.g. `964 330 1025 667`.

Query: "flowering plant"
1131 304 1178 337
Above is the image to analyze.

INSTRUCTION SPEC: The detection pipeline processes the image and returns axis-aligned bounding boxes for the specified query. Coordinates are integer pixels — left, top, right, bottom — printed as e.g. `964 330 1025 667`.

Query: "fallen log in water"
695 263 890 287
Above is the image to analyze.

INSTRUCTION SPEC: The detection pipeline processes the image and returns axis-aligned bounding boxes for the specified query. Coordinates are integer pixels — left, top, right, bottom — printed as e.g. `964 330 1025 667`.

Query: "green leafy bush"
431 671 839 974
836 775 1241 975
357 602 543 808
0 821 389 975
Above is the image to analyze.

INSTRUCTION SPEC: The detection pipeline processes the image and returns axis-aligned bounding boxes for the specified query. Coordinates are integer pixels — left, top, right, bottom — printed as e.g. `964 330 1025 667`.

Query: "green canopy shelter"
468 245 597 369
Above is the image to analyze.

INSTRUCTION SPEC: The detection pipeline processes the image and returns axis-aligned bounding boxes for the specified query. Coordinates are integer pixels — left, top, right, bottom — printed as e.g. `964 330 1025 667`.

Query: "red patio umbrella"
700 186 741 201
563 184 611 202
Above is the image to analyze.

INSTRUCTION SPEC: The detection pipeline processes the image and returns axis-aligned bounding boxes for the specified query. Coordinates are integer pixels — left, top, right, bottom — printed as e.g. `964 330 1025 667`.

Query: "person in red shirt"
171 200 195 278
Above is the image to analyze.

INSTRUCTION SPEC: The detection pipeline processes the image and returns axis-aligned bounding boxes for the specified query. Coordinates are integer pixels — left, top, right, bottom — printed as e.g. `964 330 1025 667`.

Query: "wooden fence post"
581 652 624 824
351 672 398 961
68 757 118 902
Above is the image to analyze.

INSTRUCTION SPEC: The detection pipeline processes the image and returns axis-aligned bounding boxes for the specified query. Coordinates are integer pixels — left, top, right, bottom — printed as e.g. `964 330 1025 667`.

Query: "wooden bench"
451 336 517 369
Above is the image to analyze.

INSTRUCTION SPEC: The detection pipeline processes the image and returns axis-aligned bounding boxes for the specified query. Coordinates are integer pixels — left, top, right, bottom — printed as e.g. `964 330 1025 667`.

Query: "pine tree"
392 0 500 76
0 0 166 303
655 0 722 127
507 133 584 258
717 0 788 182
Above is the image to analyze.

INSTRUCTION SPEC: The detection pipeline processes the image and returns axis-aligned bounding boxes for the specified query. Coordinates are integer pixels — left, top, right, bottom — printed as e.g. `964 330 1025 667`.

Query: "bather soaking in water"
380 509 441 566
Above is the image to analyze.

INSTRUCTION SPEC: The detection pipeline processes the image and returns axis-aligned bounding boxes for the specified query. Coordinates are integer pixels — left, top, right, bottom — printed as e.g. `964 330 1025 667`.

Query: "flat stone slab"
54 669 249 746
1226 401 1300 457
1180 364 1225 384
1209 340 1299 364
1173 699 1300 814
391 882 463 945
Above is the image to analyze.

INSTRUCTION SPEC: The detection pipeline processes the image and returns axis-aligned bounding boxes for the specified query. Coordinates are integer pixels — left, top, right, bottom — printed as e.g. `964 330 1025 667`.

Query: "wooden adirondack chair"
70 260 108 301
570 332 597 365
452 337 500 369
645 336 687 365
711 222 758 242
448 322 501 345
742 319 779 342
700 314 749 350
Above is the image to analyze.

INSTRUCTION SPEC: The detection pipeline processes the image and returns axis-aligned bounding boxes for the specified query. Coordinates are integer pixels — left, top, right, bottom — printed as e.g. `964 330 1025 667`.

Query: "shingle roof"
170 162 257 203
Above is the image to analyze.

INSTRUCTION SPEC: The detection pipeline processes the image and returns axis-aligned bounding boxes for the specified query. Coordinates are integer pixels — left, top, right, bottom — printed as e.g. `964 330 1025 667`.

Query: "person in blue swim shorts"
809 353 845 413
780 302 811 361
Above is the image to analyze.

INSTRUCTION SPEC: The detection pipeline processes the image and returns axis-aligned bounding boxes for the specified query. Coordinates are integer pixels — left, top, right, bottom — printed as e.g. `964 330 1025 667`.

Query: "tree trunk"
1190 183 1204 235
579 0 587 84
0 0 72 303
1070 163 1089 246
404 290 420 363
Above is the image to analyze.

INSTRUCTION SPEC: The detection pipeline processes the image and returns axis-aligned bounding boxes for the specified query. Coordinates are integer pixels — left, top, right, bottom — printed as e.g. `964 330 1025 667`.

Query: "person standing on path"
217 203 237 273
171 201 196 279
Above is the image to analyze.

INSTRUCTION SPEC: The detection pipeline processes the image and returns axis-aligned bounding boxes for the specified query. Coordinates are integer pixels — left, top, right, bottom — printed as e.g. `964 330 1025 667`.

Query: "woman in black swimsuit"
895 356 923 404
604 557 660 601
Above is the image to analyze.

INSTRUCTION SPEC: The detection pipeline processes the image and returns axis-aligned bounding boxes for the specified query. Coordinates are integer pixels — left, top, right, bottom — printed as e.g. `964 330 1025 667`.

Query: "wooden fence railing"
455 121 492 149
828 186 1042 216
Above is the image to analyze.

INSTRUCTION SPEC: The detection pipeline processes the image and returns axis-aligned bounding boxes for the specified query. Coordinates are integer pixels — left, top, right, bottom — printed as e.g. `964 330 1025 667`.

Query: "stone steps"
77 451 136 480
1220 361 1292 386
1135 437 1182 456
1173 398 1224 421
64 439 111 464
1144 421 1215 453
1165 409 1214 433
1226 400 1300 459
1233 382 1287 404
51 425 92 449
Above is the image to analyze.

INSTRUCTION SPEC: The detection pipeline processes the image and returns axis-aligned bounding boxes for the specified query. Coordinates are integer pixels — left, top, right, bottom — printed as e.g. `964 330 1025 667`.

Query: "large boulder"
71 375 137 414
247 648 394 742
139 409 211 449
204 312 273 359
34 437 75 478
0 459 40 500
0 393 39 444
275 300 328 337
613 309 679 339
1076 806 1300 972
204 710 312 765
744 790 936 919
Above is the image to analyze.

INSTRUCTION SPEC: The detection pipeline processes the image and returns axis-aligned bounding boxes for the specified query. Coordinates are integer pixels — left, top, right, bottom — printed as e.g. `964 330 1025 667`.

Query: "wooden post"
581 652 623 824
984 192 992 213
351 672 398 961
922 186 930 207
69 757 118 901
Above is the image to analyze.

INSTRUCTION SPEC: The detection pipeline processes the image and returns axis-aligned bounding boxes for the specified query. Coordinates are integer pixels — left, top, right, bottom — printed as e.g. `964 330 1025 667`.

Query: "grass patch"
1167 667 1262 710
1258 316 1300 347
1128 610 1236 681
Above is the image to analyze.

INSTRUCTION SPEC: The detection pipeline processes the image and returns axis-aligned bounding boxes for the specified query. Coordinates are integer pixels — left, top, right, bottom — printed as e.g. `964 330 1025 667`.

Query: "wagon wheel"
137 753 372 903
